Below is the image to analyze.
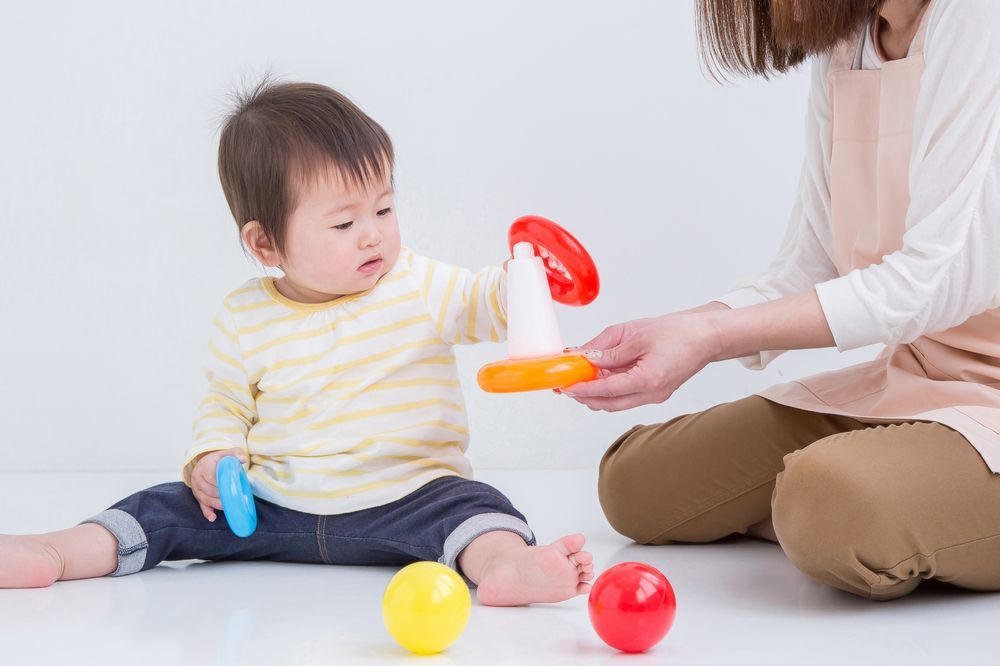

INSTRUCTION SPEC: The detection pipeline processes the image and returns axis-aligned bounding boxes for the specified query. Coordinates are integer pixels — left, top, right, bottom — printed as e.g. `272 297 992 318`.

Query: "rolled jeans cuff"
80 508 148 576
439 512 536 587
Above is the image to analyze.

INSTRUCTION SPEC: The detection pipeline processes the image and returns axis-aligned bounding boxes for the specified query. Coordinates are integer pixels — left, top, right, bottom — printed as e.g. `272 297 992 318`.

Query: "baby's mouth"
359 255 383 272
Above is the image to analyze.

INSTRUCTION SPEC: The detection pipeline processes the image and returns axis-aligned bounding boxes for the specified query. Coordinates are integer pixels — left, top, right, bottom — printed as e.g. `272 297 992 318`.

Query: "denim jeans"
82 475 534 583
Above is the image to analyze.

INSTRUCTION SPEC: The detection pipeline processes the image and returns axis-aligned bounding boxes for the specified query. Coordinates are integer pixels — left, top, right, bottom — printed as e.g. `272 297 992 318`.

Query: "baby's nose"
362 225 382 246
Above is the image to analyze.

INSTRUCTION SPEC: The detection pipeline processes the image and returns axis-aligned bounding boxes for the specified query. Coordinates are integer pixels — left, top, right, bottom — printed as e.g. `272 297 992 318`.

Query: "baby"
0 80 593 605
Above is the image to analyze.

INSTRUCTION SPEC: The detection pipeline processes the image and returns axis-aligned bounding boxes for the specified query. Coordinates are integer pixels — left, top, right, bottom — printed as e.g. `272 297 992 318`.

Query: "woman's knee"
771 441 915 600
597 416 747 545
598 424 666 542
599 397 793 544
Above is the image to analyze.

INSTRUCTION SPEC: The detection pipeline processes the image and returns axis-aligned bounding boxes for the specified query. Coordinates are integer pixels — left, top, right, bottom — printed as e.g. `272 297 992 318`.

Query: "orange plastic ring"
477 353 598 393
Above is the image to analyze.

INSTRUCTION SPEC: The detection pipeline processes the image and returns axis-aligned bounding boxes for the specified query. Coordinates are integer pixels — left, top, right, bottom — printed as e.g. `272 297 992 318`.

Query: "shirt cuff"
815 273 886 351
714 287 770 310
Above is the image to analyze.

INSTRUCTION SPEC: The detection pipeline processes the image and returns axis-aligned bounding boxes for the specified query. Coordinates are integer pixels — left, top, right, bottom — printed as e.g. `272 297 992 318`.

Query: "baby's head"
218 80 400 302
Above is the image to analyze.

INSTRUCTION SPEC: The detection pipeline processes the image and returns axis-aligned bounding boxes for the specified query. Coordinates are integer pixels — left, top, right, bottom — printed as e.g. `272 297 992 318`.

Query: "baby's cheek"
382 241 402 270
311 247 352 280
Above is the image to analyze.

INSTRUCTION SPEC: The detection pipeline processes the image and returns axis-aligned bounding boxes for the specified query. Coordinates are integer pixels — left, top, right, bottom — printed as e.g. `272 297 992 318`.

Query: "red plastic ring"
508 215 600 306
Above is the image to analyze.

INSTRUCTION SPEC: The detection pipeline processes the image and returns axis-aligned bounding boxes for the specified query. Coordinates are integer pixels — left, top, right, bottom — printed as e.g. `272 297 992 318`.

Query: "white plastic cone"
506 242 564 359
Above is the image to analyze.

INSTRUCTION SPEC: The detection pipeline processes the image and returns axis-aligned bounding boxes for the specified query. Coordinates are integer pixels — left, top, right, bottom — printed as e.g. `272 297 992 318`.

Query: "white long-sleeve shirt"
717 0 1000 369
182 247 507 515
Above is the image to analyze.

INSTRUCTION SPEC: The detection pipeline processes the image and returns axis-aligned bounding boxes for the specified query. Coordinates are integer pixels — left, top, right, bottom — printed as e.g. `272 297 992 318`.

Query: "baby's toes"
558 533 586 555
575 550 593 566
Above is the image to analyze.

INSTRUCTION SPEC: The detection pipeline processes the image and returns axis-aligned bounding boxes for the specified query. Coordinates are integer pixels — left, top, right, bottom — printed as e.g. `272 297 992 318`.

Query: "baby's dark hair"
218 78 394 253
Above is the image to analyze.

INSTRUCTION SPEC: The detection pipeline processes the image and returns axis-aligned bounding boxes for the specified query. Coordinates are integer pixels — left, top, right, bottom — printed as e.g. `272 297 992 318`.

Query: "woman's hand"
562 291 835 412
562 312 724 412
190 447 249 522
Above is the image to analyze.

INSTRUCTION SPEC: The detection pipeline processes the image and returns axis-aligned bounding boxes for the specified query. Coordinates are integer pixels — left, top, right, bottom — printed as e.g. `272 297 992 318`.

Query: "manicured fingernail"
583 349 602 360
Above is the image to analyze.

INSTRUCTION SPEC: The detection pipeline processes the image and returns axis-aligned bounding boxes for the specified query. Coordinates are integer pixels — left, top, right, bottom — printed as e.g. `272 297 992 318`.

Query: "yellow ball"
382 562 471 655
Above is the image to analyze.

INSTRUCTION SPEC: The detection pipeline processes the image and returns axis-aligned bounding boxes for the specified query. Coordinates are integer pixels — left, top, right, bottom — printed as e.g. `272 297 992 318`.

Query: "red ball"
588 562 676 653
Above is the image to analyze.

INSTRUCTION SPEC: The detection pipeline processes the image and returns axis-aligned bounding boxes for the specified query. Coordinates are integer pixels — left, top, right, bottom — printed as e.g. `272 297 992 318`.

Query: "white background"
0 0 875 472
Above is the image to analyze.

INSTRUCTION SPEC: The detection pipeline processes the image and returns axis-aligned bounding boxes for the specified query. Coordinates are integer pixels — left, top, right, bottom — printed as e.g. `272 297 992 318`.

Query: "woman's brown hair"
696 0 884 78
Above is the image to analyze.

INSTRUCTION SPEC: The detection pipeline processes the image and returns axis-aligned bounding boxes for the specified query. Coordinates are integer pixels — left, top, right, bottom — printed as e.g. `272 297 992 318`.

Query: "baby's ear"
241 221 282 267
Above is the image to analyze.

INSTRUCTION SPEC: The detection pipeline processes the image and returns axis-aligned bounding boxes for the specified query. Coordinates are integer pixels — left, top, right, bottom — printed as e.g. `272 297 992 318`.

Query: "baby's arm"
182 306 256 517
411 253 508 345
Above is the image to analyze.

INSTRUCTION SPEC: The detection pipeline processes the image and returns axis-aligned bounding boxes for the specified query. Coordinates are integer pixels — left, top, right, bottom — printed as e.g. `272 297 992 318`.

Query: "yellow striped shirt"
183 247 507 514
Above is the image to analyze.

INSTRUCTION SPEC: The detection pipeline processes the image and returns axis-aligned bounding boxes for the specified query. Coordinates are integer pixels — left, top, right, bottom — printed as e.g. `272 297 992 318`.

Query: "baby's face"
278 166 401 301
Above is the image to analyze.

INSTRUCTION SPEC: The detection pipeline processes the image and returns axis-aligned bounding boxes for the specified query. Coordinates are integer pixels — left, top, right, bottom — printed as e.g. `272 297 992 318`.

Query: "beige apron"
758 1 1000 472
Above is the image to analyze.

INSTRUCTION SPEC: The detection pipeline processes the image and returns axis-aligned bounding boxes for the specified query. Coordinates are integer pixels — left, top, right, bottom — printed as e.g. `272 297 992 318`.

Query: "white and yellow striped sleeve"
182 304 256 485
410 253 508 345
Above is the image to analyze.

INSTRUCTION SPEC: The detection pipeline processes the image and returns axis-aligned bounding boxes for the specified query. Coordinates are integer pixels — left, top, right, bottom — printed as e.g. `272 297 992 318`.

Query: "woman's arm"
564 291 832 412
705 290 833 362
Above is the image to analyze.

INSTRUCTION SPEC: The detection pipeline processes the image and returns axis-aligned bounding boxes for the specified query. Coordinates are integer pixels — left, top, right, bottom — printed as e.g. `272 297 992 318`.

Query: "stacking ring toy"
508 215 600 306
216 455 257 538
478 216 601 393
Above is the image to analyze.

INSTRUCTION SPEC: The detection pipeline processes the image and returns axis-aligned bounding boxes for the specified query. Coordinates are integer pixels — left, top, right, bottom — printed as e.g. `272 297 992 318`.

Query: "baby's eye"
332 221 353 231
376 207 392 217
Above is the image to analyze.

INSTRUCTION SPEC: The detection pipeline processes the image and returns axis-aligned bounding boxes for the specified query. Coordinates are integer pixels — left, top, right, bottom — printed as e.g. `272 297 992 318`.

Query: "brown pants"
598 396 1000 600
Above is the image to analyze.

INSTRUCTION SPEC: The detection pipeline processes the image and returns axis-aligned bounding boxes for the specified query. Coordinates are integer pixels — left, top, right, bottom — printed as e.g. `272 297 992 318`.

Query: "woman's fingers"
575 324 627 355
571 392 652 412
560 312 716 411
563 367 645 399
585 339 644 370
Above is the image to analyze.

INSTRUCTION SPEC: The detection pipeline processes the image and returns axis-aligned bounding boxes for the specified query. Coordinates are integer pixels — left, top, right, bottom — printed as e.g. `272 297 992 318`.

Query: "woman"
566 0 1000 601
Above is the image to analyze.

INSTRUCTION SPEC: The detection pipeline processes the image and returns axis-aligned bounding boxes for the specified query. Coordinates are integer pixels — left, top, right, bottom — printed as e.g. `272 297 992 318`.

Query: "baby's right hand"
190 448 249 522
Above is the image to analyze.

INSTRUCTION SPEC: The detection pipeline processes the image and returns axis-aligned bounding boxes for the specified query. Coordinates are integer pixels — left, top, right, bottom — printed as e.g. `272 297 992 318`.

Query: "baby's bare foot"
0 535 63 588
476 533 594 606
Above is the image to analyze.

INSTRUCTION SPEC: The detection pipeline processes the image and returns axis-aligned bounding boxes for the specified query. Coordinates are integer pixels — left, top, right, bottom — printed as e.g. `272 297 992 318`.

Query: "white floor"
0 469 996 666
